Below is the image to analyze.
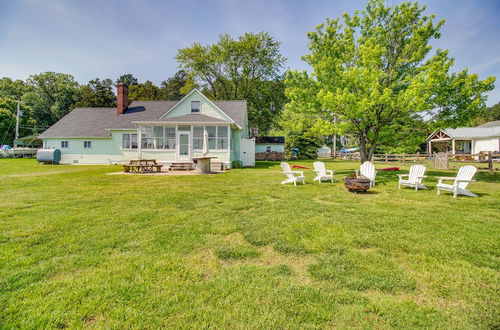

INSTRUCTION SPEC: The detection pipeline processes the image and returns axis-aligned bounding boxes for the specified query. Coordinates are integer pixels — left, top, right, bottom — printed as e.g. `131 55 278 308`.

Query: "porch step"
169 162 193 171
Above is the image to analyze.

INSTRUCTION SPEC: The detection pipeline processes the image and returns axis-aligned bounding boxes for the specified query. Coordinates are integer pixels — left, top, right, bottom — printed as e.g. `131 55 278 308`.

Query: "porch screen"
141 126 175 150
193 127 203 149
217 126 228 149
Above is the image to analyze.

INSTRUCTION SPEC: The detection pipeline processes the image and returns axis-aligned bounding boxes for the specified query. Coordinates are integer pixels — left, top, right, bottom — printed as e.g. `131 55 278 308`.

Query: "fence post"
385 153 388 162
488 151 493 174
402 154 405 163
416 152 420 162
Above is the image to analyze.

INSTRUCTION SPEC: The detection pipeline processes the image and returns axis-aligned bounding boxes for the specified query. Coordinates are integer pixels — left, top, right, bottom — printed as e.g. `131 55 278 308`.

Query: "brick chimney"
117 83 128 115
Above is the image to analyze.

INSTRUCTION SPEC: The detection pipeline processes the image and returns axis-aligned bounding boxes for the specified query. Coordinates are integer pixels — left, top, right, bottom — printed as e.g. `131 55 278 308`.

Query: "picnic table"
123 159 163 173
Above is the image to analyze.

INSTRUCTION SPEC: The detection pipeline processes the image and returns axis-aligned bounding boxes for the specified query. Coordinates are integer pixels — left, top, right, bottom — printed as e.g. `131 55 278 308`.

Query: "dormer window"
191 101 200 113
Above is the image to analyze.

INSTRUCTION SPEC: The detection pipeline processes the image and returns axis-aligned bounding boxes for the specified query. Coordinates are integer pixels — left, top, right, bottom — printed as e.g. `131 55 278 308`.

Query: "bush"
285 130 323 159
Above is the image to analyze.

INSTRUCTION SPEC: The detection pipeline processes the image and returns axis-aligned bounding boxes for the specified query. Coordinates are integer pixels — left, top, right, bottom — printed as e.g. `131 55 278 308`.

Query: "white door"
178 132 191 161
240 138 255 167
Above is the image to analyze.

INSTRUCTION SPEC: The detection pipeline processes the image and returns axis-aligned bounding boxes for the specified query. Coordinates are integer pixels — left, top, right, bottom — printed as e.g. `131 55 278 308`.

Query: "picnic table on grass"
123 159 163 173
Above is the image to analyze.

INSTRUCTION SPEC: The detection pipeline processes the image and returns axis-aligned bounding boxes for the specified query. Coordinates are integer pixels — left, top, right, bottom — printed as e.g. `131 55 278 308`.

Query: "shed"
255 136 285 153
427 121 500 155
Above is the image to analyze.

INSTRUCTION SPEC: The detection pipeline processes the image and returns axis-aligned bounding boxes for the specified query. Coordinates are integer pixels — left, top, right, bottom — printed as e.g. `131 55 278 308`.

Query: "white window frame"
121 133 138 150
61 141 69 148
191 101 201 113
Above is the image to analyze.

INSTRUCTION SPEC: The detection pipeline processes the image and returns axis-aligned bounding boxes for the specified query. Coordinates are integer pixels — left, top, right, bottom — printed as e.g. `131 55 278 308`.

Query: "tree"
0 77 31 100
159 70 193 100
116 74 138 86
0 97 35 144
22 72 82 129
472 102 500 125
128 81 161 100
77 78 116 107
176 32 287 134
285 0 495 162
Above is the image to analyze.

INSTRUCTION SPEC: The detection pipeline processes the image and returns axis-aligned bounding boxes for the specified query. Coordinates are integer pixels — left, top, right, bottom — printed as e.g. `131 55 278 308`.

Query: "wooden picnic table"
123 159 162 173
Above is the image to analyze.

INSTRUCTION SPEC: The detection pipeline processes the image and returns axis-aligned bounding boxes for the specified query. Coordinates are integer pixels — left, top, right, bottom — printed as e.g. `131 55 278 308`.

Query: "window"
191 101 200 113
84 141 92 148
140 126 175 150
217 126 228 149
206 126 216 149
193 127 204 150
165 127 175 149
122 133 138 149
266 146 272 152
61 141 68 148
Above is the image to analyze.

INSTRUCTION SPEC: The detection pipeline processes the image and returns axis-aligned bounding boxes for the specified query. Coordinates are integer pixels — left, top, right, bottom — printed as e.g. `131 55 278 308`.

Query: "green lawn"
1 159 499 328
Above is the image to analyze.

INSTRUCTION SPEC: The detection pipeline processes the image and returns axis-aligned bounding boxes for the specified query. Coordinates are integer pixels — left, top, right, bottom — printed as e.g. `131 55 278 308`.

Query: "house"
427 121 500 155
39 84 254 167
255 136 285 153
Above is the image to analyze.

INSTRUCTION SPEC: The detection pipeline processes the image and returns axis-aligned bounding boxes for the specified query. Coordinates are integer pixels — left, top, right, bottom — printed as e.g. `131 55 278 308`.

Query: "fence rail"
332 151 499 173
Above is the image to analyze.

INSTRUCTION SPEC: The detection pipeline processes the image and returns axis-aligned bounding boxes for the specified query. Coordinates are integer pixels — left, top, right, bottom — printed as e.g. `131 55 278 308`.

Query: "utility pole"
14 101 21 145
333 117 337 158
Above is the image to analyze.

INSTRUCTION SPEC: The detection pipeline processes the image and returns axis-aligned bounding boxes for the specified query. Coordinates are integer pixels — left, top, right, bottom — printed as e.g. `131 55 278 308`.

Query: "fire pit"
344 173 371 193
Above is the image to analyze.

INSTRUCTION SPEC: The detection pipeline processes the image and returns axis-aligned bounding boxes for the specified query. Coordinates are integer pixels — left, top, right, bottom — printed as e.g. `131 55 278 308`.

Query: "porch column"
137 124 142 158
428 141 431 155
451 139 455 156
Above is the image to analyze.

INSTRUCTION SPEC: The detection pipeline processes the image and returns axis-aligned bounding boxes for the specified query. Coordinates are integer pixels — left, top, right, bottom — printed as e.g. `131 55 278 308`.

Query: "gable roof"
39 97 247 138
436 126 500 139
477 120 500 128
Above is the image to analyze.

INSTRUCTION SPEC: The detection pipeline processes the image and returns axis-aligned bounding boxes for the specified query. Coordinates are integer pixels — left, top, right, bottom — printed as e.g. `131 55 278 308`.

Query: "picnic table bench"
123 159 163 173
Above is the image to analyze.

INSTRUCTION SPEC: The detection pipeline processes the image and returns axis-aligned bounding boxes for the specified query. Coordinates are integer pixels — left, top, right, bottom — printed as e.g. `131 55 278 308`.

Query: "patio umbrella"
202 129 209 156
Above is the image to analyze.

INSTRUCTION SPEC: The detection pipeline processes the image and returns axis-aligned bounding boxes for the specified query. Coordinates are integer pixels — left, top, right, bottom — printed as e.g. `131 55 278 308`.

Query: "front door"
178 132 191 161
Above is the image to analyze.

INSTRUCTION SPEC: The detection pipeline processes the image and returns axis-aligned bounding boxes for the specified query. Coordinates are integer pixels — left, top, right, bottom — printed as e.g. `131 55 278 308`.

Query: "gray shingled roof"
39 99 246 138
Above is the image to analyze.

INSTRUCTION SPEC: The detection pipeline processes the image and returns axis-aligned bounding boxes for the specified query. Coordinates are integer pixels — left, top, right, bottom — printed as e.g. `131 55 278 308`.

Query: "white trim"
132 121 230 125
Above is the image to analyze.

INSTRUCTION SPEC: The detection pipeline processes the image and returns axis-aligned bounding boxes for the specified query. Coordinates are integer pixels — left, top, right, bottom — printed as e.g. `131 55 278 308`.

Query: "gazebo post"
428 141 432 155
451 139 456 156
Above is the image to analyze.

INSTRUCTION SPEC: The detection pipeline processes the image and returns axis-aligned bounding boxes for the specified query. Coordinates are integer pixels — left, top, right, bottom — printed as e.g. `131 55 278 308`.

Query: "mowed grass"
0 159 499 328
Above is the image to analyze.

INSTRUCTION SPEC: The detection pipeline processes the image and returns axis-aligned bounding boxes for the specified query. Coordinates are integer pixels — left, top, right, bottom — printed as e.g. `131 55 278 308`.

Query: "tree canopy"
177 32 287 135
77 78 116 107
285 0 495 161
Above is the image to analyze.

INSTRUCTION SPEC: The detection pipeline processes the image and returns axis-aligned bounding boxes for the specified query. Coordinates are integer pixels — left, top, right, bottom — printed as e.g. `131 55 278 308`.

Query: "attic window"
191 101 200 113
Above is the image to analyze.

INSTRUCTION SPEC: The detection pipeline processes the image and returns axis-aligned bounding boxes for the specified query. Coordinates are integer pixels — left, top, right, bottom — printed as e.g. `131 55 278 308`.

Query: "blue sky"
0 0 499 105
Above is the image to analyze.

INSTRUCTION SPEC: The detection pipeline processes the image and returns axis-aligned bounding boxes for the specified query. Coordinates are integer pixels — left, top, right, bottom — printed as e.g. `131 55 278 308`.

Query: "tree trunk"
358 133 369 163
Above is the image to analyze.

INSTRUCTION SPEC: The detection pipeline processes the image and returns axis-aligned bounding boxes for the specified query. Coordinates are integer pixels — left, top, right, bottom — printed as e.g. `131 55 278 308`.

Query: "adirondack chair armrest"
283 171 304 176
396 174 408 179
455 179 476 183
436 176 455 184
418 176 427 178
326 170 333 175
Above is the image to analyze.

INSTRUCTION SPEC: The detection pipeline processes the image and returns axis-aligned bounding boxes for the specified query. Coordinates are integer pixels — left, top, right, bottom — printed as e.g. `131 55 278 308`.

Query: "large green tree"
176 32 287 135
285 0 495 162
159 70 194 100
23 72 82 129
77 78 116 107
0 77 31 100
116 74 138 86
128 81 161 101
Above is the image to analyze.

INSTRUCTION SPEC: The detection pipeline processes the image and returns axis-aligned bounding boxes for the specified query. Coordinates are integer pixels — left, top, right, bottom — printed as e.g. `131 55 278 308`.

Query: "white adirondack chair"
436 165 478 198
280 162 306 186
397 164 427 191
313 161 334 183
356 161 377 187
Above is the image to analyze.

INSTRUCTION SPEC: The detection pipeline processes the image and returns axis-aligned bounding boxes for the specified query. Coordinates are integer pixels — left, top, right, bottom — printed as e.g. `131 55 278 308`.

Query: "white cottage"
427 121 500 155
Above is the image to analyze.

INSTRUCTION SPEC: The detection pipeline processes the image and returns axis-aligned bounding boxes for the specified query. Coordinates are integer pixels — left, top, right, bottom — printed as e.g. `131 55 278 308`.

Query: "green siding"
162 90 230 121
